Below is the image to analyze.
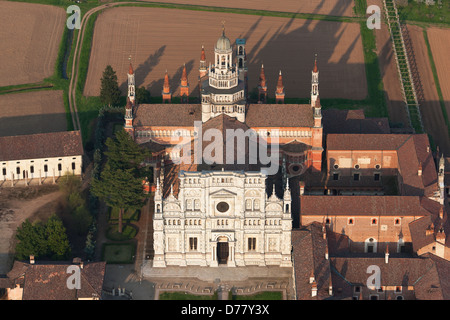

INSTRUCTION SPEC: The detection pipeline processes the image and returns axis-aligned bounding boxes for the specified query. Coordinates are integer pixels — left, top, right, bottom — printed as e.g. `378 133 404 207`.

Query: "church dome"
215 31 231 51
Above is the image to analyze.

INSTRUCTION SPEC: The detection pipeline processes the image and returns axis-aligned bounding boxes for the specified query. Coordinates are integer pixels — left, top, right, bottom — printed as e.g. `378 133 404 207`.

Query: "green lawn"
106 224 138 241
397 1 450 26
101 242 135 264
230 291 283 300
108 207 140 222
159 291 218 300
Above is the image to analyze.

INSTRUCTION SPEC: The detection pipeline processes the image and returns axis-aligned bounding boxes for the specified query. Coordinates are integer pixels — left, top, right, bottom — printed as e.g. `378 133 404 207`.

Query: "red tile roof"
4 260 106 300
291 222 332 300
0 131 83 162
246 104 314 128
300 195 433 217
133 104 201 127
327 133 410 150
330 254 450 300
326 133 438 197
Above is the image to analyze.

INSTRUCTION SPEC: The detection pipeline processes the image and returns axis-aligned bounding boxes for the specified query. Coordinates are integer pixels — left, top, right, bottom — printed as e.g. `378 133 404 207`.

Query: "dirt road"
0 186 62 275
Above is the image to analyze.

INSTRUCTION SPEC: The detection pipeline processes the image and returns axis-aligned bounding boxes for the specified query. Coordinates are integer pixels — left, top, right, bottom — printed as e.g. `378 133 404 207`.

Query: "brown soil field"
136 0 356 17
84 7 367 100
0 90 67 137
408 25 450 155
0 2 65 87
369 0 410 128
427 27 450 126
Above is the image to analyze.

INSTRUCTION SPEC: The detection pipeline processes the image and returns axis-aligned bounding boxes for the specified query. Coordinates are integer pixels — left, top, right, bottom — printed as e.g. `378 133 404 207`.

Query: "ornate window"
189 237 198 251
248 238 256 251
216 201 229 213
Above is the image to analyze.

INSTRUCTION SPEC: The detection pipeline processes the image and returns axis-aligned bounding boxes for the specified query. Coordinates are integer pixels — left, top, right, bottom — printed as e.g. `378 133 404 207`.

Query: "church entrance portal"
217 240 229 264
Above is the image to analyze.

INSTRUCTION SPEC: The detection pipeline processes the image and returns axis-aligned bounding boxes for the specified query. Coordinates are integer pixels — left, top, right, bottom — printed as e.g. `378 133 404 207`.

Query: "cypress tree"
100 65 121 107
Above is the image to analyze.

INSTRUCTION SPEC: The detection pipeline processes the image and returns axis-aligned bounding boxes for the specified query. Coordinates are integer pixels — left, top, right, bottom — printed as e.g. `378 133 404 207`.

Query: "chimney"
311 281 318 297
385 244 389 264
436 225 446 244
29 255 35 265
309 270 315 284
418 163 422 176
299 181 305 196
426 223 434 236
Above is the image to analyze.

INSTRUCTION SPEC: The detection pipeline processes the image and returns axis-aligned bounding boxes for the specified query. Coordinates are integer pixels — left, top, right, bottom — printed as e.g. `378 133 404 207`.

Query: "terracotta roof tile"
133 104 201 127
326 134 438 197
300 195 432 217
292 222 332 300
330 255 450 300
0 131 83 162
6 261 106 300
246 104 314 128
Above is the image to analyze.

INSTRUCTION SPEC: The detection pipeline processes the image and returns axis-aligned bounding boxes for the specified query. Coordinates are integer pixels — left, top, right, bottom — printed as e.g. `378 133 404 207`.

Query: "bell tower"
258 64 267 103
199 45 207 78
275 70 285 104
201 25 246 123
162 70 172 103
127 56 135 104
180 63 189 103
311 54 319 107
124 98 134 138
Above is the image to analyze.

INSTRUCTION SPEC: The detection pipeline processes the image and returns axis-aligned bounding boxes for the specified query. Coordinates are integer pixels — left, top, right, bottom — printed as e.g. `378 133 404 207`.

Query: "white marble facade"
152 170 292 267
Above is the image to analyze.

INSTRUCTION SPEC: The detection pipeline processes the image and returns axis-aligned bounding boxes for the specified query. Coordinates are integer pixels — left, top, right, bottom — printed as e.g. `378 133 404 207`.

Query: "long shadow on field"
0 113 68 137
238 0 364 102
119 45 166 94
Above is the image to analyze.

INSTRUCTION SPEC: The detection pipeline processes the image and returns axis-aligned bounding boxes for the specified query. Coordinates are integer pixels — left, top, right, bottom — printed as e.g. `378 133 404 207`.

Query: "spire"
162 69 172 103
221 20 226 36
311 54 319 107
127 55 135 103
259 64 266 87
275 70 285 103
180 63 189 102
276 70 284 93
163 70 170 91
181 63 188 83
258 64 267 103
313 53 318 73
199 45 207 78
128 55 134 75
283 178 291 201
201 45 206 61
